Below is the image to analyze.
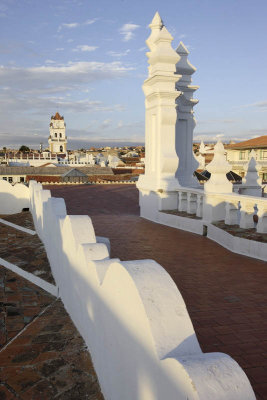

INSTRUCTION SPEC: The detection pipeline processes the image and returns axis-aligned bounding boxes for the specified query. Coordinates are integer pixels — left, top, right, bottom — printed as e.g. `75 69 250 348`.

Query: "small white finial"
204 140 232 193
176 41 189 55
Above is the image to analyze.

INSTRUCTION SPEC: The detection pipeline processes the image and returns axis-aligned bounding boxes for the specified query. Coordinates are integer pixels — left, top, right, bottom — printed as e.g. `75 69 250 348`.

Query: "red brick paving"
48 184 267 400
0 210 104 399
0 289 104 399
0 266 54 348
0 212 55 284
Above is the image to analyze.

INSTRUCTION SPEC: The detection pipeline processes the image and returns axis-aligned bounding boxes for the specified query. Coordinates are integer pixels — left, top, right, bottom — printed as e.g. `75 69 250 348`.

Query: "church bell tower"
48 112 67 153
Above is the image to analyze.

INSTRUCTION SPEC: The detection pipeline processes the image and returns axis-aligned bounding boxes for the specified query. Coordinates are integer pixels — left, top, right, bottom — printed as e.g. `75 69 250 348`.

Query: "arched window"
60 145 63 152
60 133 62 138
55 132 57 138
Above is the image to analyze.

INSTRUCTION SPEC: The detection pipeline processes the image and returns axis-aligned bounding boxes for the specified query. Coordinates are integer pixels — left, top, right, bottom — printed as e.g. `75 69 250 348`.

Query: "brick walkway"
0 211 103 399
48 184 267 400
0 212 55 285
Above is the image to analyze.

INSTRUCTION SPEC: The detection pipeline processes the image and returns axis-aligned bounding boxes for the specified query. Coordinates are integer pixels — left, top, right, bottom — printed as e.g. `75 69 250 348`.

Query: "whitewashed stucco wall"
0 180 29 214
26 180 255 400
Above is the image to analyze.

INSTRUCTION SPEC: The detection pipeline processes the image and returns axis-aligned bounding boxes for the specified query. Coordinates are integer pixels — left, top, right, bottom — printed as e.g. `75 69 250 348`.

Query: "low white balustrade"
175 189 267 233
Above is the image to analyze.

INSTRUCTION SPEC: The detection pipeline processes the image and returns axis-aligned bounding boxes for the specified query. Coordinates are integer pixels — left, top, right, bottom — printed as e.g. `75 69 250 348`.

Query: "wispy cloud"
85 18 98 25
197 118 238 125
119 23 140 42
73 45 98 52
238 100 267 110
0 61 131 127
58 22 79 32
100 119 112 129
58 18 98 32
107 49 130 58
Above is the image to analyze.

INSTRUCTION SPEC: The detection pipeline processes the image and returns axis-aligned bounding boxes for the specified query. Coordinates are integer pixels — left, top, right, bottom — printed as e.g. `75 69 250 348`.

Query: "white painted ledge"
0 218 36 235
0 257 58 296
207 224 267 262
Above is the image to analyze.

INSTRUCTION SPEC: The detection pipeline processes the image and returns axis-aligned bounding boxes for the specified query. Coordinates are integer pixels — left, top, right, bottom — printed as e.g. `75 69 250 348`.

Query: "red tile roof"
51 112 64 120
228 135 267 149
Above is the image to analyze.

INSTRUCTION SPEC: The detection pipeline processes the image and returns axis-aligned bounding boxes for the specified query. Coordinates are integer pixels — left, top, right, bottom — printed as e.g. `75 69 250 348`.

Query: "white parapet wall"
0 180 30 214
25 180 255 400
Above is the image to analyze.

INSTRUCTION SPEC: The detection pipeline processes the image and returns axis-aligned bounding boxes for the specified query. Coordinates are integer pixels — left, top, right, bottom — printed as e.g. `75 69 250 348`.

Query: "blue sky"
0 0 266 149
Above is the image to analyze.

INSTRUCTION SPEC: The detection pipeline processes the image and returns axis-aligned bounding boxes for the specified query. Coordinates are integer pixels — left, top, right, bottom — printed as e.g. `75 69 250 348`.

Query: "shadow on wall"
29 181 255 400
0 180 29 214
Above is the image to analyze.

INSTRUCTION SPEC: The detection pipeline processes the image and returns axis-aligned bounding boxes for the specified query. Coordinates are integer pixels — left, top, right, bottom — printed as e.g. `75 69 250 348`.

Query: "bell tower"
48 112 67 153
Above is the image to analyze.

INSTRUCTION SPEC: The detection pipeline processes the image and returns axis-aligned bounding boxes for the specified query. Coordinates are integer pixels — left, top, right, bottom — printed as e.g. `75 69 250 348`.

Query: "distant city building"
226 135 267 182
48 112 67 153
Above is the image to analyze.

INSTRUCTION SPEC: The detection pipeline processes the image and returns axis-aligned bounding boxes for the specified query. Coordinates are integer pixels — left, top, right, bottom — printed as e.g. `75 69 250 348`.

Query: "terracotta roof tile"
228 135 267 149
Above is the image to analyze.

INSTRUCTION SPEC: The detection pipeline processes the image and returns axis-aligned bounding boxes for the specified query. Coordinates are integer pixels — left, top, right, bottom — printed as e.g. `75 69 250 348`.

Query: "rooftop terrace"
0 184 266 399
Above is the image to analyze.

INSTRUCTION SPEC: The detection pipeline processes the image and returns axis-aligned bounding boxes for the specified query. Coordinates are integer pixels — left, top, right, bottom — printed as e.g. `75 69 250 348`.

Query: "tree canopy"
19 145 30 152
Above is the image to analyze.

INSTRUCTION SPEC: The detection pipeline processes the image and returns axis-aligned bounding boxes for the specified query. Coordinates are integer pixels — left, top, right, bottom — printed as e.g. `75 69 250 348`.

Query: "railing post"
178 191 187 211
196 194 203 218
257 202 267 233
187 193 197 214
239 200 255 229
225 201 239 225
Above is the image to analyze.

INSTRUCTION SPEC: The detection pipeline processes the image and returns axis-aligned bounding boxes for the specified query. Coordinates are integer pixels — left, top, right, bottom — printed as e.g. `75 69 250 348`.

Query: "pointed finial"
205 140 232 192
150 11 163 28
175 41 196 76
155 25 174 43
146 12 163 51
176 41 189 55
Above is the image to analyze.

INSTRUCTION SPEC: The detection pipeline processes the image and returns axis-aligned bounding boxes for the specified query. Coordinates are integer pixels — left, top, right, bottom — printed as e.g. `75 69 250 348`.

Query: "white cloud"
56 48 64 51
85 18 97 25
45 59 56 64
0 61 130 128
138 47 146 52
197 118 237 125
58 18 97 32
58 22 79 32
0 62 133 97
100 119 112 129
178 34 187 39
73 45 98 52
238 100 267 110
119 23 140 42
107 49 130 58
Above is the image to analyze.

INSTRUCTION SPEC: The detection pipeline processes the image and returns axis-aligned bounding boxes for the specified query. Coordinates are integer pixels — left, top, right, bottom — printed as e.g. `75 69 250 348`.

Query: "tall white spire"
175 41 199 187
137 14 181 209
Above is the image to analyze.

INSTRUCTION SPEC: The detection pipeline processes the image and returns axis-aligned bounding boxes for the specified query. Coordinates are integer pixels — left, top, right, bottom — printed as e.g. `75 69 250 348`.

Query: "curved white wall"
0 180 29 214
26 180 256 399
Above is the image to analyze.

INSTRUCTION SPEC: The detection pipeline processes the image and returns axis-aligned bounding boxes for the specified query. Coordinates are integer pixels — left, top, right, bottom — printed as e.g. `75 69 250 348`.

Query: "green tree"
19 145 30 152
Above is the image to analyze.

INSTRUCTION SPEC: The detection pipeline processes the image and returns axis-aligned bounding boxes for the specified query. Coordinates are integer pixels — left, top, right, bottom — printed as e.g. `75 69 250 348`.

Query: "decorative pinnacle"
176 41 189 55
155 25 174 43
149 11 163 29
146 12 163 52
206 140 231 174
175 41 196 76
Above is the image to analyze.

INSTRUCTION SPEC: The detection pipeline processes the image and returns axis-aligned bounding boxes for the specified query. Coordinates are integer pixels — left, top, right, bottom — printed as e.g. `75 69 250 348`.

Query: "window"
60 145 63 152
239 151 246 160
55 132 57 138
60 133 62 138
8 177 12 183
20 177 25 182
263 173 267 182
261 151 267 160
3 177 7 180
